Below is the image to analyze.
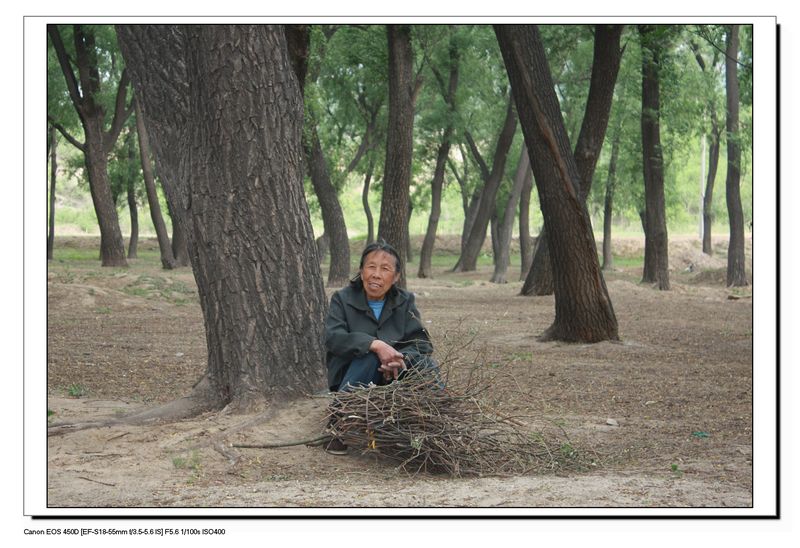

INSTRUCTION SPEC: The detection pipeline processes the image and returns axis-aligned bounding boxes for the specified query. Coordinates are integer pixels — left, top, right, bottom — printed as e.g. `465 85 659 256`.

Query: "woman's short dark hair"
350 240 402 287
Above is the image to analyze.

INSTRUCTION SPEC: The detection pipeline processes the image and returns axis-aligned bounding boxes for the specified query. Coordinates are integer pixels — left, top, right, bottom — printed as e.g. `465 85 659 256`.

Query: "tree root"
48 377 221 437
232 434 331 449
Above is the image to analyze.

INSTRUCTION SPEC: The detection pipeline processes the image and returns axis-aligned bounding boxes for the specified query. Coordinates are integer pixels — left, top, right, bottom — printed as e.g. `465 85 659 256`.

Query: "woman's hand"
369 339 403 366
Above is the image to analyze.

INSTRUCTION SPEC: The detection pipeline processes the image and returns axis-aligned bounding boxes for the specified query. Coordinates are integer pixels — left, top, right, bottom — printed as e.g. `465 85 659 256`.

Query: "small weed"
670 463 684 478
95 306 111 314
559 442 577 459
172 450 203 483
67 383 87 398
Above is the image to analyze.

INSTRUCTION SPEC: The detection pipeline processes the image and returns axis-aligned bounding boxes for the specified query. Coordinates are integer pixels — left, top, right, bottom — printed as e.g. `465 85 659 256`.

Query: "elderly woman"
324 242 438 454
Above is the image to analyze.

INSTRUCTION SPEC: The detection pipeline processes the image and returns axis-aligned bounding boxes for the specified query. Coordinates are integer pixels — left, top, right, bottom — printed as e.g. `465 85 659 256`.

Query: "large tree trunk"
491 147 530 284
495 24 618 342
601 129 621 270
168 201 190 267
518 162 534 280
48 25 130 267
126 133 139 259
455 100 517 272
639 25 670 290
521 24 623 295
725 25 748 287
118 24 328 411
305 125 351 286
48 125 57 261
378 25 415 288
135 97 176 269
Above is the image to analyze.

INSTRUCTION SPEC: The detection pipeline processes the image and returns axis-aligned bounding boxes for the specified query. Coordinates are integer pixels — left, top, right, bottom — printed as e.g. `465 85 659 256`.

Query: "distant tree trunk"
455 99 517 272
492 147 530 283
725 24 748 287
306 125 351 286
316 232 330 264
48 125 57 261
406 203 414 263
378 24 415 288
691 43 722 257
135 97 176 269
48 25 131 267
601 129 621 270
521 24 623 295
362 156 375 245
518 162 534 280
419 28 459 278
119 24 328 410
166 199 190 267
496 24 618 342
703 116 721 255
126 134 139 259
418 134 449 278
490 211 501 266
639 25 670 290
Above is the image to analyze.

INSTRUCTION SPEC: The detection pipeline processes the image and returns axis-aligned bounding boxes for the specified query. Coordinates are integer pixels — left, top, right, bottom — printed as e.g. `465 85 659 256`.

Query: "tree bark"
167 199 190 267
455 99 517 272
639 25 670 290
522 24 624 295
48 25 131 267
118 24 328 410
48 125 57 261
518 161 534 280
378 25 415 288
134 97 176 269
126 133 139 259
491 147 530 283
305 124 351 286
495 24 618 342
725 25 748 287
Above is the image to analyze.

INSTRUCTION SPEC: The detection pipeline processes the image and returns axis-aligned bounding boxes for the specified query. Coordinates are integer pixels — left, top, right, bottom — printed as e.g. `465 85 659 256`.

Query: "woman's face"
360 250 400 301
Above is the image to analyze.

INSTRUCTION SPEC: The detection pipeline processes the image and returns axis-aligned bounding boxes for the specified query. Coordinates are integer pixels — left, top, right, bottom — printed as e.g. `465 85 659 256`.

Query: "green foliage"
67 383 87 398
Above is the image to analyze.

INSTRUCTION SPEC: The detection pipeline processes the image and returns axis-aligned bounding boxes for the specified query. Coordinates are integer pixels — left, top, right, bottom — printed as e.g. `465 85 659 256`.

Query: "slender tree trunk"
406 203 414 263
168 200 190 266
725 24 748 287
135 97 176 269
378 25 415 288
48 126 57 261
639 25 670 290
490 211 501 266
496 24 618 342
305 125 351 286
362 156 375 245
418 134 449 278
522 24 624 295
518 162 534 280
492 147 530 283
455 99 517 272
119 24 328 410
703 118 721 255
601 130 621 270
316 232 330 264
126 134 139 259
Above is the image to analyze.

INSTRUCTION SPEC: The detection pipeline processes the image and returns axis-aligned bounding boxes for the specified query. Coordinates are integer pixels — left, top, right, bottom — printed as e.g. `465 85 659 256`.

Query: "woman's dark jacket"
324 283 433 391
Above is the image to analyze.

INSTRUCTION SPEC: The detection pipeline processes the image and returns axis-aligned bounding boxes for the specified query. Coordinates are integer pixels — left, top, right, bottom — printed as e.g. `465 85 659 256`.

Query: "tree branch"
463 130 490 182
47 25 83 114
104 69 133 154
48 116 84 151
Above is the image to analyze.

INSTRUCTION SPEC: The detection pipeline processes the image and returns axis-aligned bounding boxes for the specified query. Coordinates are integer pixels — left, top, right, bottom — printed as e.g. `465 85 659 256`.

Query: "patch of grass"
610 254 644 269
172 450 203 483
670 463 684 478
66 383 87 398
94 306 111 314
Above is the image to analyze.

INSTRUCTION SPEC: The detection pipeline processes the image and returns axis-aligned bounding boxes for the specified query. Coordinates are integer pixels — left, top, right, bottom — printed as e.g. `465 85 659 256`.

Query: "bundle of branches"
327 368 583 477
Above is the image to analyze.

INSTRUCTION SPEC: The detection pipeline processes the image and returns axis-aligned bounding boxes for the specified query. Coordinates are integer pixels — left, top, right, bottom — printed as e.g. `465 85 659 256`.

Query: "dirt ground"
45 235 753 508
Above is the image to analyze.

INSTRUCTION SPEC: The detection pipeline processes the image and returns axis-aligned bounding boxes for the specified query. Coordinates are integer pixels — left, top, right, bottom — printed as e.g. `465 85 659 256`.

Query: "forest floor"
45 234 753 510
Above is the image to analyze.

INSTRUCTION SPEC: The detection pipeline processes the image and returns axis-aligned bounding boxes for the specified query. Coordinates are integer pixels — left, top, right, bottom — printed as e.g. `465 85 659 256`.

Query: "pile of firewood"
326 368 583 477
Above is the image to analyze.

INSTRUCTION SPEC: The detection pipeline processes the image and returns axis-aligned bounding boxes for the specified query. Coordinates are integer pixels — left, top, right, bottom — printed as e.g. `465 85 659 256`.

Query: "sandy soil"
46 235 753 508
